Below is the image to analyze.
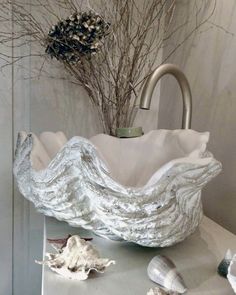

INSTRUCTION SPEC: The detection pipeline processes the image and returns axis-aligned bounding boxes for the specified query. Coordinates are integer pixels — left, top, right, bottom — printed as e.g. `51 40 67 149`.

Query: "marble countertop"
41 216 236 294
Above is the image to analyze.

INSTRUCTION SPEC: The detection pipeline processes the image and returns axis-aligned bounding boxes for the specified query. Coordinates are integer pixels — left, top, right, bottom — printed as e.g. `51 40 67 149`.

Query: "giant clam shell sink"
14 129 222 247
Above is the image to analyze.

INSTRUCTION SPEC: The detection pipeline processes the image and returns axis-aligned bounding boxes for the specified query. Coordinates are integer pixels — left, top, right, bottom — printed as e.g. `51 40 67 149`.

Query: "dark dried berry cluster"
45 11 110 64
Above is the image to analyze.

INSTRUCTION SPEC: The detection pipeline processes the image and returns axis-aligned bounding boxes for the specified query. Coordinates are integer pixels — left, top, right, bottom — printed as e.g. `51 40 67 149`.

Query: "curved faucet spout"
139 64 192 129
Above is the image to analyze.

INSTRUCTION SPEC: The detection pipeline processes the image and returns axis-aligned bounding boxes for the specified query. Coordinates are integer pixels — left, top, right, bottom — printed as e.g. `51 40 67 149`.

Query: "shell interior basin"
26 129 210 188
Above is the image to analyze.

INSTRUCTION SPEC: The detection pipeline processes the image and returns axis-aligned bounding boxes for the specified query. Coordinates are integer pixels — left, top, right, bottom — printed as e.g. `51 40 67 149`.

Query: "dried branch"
0 0 219 135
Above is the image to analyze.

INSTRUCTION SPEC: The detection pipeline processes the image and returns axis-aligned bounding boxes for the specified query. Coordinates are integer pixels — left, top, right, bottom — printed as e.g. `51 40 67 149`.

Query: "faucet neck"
139 63 192 129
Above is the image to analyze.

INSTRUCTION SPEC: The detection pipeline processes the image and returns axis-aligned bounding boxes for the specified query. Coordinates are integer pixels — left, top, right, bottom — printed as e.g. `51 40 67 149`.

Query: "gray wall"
0 35 13 295
160 0 236 233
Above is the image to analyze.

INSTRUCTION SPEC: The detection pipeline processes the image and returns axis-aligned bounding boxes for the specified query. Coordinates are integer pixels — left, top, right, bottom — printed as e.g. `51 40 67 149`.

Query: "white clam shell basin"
14 129 222 247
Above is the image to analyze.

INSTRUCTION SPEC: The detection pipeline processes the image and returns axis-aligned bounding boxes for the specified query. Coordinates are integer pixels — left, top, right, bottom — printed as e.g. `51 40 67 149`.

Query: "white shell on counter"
36 235 115 280
147 287 169 295
14 130 222 247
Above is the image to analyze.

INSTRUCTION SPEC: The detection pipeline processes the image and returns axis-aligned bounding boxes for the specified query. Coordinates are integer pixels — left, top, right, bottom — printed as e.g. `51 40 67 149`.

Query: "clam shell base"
14 130 222 247
147 255 187 294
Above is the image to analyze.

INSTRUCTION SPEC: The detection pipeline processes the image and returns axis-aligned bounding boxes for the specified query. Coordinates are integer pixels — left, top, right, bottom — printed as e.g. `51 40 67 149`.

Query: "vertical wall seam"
11 0 15 294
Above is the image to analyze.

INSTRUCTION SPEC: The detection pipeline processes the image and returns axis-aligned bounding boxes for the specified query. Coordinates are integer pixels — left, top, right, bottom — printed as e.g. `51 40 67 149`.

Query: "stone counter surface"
41 216 236 294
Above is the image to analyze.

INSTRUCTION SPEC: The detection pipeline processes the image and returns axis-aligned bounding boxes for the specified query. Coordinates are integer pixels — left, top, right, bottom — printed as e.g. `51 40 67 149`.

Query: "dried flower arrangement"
0 0 217 135
45 11 110 64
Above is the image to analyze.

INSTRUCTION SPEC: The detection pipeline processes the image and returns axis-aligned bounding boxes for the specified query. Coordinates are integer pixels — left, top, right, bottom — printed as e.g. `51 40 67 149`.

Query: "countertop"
41 216 236 294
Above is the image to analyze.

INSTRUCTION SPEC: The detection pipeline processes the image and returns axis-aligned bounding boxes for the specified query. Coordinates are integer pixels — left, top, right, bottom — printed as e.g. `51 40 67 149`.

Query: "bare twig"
0 0 219 135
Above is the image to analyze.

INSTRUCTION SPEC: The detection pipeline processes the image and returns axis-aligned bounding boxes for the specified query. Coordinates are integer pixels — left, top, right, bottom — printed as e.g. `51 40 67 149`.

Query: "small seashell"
36 235 115 280
146 286 178 295
147 255 187 294
218 249 233 278
227 254 236 293
147 287 168 295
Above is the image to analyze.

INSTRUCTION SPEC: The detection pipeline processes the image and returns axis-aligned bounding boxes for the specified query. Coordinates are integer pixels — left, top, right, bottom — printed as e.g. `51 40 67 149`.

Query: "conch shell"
147 255 187 294
36 235 115 280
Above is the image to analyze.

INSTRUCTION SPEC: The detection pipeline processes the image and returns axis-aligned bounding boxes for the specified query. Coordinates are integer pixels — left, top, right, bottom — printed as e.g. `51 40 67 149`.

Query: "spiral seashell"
147 255 187 294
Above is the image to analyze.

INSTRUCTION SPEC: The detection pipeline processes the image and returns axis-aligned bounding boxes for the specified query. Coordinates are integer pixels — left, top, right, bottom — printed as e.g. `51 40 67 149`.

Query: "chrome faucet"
139 64 192 129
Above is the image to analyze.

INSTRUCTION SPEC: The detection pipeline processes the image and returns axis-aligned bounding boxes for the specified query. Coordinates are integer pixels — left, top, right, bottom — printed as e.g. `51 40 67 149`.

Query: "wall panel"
0 48 13 295
160 0 236 233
